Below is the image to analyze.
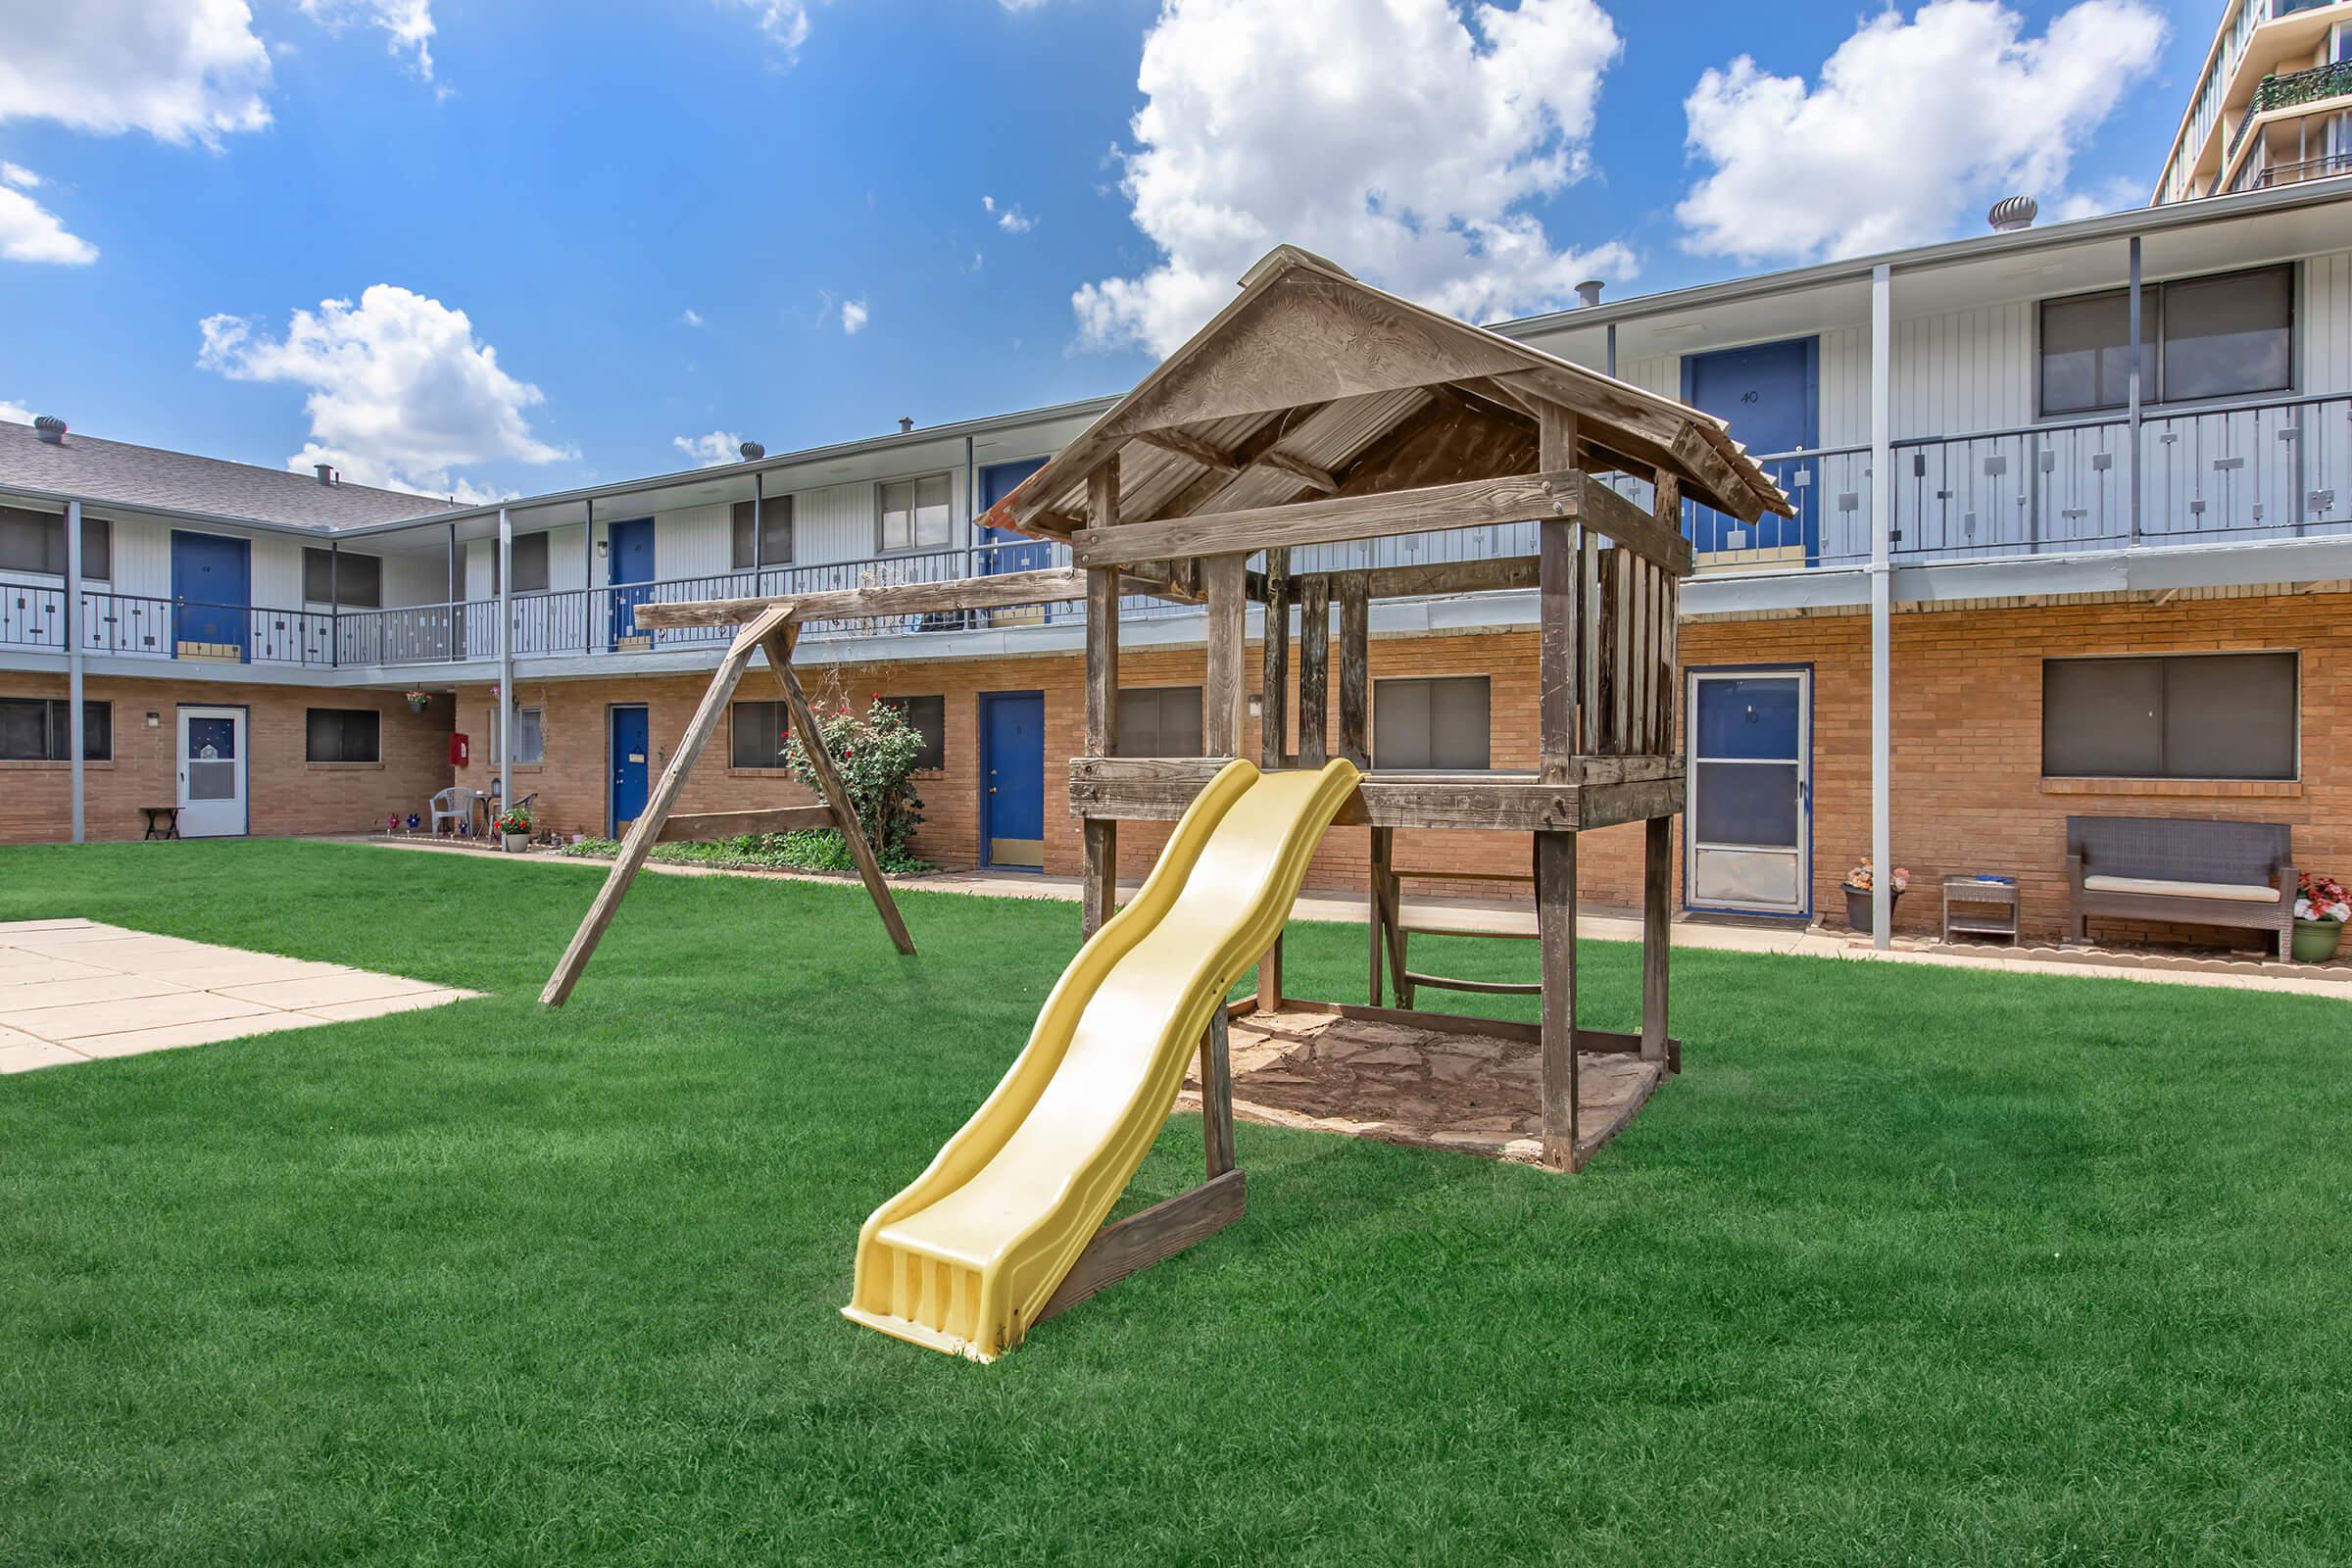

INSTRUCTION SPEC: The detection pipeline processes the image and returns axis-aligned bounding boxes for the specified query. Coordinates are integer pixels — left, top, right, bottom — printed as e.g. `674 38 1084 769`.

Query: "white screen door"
1686 670 1810 913
176 706 249 838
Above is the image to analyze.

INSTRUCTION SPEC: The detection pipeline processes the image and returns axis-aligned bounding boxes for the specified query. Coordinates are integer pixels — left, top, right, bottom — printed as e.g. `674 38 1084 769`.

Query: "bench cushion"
2082 874 2278 905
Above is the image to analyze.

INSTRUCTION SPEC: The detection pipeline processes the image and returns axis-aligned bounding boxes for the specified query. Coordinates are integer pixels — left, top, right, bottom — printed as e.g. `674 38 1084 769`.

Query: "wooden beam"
1642 814 1672 1068
1083 459 1121 940
1297 573 1330 767
1337 571 1369 768
1262 999 1679 1070
1133 426 1242 475
763 630 916 956
1368 826 1393 1005
657 805 833 843
1033 1168 1246 1327
634 567 1087 630
1350 556 1537 601
1538 403 1578 787
1260 546 1290 766
542 604 795 1006
1537 830 1579 1170
1254 450 1340 494
1203 554 1248 758
1200 1007 1236 1179
1068 469 1584 570
1577 471 1695 575
1069 757 1581 832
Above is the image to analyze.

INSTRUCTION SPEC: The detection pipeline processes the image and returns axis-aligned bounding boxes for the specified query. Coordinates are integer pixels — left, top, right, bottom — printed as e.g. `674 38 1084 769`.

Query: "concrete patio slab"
0 919 477 1070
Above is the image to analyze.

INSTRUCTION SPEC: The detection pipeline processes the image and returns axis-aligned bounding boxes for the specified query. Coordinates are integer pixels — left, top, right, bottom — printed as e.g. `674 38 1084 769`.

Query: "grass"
4 840 2351 1565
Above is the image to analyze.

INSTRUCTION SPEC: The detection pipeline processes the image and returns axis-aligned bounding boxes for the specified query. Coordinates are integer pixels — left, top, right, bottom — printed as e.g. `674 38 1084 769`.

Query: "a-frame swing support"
540 602 914 1007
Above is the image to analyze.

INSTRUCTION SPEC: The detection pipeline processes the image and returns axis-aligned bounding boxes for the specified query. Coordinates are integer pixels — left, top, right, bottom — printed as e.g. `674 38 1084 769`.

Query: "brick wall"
0 671 454 843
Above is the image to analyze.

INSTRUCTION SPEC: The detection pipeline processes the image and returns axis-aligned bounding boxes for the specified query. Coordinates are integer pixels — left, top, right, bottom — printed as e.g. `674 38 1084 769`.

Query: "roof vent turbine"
1987 195 2038 233
738 440 765 461
32 415 67 445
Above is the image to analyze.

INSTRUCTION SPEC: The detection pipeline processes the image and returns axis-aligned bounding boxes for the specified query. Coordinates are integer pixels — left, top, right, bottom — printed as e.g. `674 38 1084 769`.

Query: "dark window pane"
0 698 46 760
1373 678 1432 769
304 549 382 607
0 507 65 573
732 498 794 568
2043 658 2163 776
1375 676 1488 769
2039 289 2154 415
78 701 110 761
2162 652 2295 779
305 708 380 763
510 534 549 594
730 701 790 768
1693 760 1800 848
2162 266 2291 403
888 694 946 771
80 516 108 581
1115 687 1202 757
304 548 333 602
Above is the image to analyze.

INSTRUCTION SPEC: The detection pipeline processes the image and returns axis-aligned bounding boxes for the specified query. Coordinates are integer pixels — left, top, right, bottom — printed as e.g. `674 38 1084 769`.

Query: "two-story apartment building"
7 173 2351 948
2156 0 2352 203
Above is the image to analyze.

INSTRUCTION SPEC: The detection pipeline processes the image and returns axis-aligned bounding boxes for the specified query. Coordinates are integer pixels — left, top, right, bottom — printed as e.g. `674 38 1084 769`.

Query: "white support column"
1869 263 1893 950
2127 235 2143 550
497 505 514 844
65 499 85 845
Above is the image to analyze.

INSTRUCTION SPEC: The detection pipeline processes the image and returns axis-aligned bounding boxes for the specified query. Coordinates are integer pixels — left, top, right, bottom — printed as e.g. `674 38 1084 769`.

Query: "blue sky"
0 0 2218 501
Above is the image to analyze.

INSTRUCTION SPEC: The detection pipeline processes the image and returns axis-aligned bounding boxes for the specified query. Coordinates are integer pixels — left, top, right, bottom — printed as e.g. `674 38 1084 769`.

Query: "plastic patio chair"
427 786 478 837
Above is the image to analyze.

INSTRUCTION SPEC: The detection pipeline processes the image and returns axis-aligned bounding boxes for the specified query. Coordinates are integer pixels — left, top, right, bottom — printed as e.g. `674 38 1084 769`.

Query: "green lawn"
5 841 2351 1565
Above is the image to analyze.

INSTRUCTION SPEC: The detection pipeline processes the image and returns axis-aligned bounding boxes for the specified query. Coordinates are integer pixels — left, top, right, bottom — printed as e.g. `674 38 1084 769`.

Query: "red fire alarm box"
450 733 470 768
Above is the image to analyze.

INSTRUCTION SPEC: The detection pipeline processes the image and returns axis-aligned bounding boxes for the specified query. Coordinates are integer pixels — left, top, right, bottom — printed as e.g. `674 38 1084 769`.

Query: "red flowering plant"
782 680 927 858
2296 871 2350 924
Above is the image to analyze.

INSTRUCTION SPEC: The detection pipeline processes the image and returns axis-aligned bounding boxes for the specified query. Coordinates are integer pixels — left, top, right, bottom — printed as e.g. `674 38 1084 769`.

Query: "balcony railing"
5 390 2347 669
2253 151 2352 189
2227 59 2352 166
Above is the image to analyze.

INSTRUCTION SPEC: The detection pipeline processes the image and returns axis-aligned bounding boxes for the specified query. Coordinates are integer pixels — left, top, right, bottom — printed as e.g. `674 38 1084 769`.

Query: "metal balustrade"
6 392 2348 668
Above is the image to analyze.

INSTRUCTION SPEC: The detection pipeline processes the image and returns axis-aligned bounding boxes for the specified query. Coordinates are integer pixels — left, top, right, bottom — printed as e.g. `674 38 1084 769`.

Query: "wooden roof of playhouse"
976 245 1791 564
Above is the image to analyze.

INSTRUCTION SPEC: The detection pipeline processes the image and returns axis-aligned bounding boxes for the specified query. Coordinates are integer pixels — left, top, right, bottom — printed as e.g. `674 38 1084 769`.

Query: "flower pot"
2291 918 2344 964
1842 884 1902 936
407 698 429 713
502 832 528 854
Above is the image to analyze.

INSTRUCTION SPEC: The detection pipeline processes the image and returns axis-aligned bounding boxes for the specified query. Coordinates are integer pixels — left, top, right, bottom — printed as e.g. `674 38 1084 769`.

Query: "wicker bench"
2064 815 2294 959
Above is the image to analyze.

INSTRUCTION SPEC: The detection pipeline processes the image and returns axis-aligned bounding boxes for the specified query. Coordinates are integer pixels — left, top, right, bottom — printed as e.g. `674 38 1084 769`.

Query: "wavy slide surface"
844 757 1360 1360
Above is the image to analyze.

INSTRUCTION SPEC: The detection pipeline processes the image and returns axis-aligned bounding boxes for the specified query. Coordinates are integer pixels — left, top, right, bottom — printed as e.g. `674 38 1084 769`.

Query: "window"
0 506 110 579
510 532 551 594
488 702 542 764
730 700 791 769
884 694 946 771
305 707 381 764
2038 264 2292 415
2042 653 2296 781
878 474 953 553
1116 686 1203 757
0 699 110 761
1373 676 1491 770
731 496 794 568
302 548 382 608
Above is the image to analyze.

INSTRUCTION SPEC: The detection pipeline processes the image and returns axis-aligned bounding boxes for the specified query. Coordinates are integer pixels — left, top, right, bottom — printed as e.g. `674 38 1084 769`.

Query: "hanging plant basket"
404 691 432 713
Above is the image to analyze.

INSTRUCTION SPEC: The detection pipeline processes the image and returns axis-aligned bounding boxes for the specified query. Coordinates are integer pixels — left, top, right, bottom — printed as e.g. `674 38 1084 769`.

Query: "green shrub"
555 830 932 877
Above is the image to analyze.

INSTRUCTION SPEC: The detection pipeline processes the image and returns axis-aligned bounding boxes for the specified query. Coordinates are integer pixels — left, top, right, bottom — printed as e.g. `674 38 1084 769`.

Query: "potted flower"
1840 861 1910 935
404 690 432 713
2292 871 2348 963
494 805 533 854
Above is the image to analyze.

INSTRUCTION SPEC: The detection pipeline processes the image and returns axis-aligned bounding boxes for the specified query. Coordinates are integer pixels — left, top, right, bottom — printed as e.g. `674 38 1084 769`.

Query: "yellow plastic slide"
844 756 1361 1361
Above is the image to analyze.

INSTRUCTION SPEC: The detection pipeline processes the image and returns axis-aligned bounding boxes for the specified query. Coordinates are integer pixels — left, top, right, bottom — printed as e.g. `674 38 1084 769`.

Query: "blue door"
979 458 1054 626
170 531 251 661
608 517 656 647
1683 338 1819 564
980 691 1046 870
610 705 650 837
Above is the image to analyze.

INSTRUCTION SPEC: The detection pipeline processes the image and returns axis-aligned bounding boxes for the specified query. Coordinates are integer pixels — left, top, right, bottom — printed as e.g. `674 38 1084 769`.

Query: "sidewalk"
353 836 2351 1001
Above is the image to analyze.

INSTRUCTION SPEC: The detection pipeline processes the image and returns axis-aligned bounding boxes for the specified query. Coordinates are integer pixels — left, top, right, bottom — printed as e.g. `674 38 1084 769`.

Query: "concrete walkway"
0 919 476 1074
359 836 2350 1001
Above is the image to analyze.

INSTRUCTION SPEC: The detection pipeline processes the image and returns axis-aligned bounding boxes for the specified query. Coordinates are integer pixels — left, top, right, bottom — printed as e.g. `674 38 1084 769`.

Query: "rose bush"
784 691 928 860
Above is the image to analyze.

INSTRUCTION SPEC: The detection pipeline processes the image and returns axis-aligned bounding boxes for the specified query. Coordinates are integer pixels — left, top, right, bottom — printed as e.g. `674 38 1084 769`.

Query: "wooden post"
765 634 917 956
1200 1006 1236 1179
1642 814 1671 1067
1368 824 1393 1005
1298 573 1330 767
1203 554 1248 757
1652 474 1682 756
1260 546 1290 766
542 605 795 1005
1337 570 1369 768
1538 403 1578 785
1082 459 1121 939
1537 829 1579 1168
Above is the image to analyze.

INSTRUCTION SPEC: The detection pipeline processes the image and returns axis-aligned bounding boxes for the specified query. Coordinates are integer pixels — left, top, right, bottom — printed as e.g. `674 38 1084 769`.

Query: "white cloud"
0 399 33 424
681 307 705 327
298 0 438 81
197 284 570 498
720 0 814 64
984 195 1036 234
672 430 744 467
1072 0 1633 357
1677 0 2166 266
0 172 99 266
840 297 868 334
0 0 273 148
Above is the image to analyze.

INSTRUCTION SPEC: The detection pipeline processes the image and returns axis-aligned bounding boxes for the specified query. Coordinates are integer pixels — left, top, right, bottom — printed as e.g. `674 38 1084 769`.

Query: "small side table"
1942 875 2018 944
140 806 181 841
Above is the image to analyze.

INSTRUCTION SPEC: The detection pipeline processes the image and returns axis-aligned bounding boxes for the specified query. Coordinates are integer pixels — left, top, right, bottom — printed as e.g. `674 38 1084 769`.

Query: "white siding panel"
2303 250 2350 398
793 481 881 565
651 503 731 586
381 550 447 608
1818 326 1870 449
1892 301 2032 440
250 534 305 610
